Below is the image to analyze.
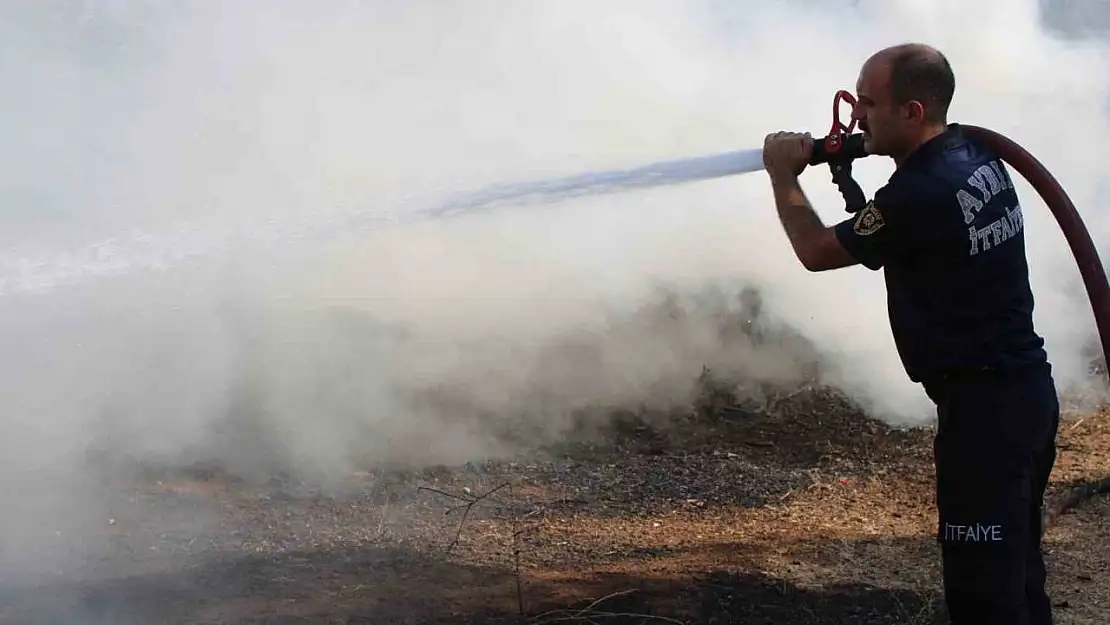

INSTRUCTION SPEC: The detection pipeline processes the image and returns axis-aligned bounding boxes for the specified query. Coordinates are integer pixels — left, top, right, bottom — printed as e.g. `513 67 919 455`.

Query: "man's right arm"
768 171 860 272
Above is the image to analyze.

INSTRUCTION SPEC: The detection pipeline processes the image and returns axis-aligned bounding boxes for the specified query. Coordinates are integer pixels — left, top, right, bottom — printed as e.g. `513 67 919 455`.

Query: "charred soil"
1 389 1107 625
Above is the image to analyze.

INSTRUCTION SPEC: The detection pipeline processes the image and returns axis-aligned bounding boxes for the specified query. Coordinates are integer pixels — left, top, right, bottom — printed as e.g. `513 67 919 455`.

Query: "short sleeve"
833 178 930 271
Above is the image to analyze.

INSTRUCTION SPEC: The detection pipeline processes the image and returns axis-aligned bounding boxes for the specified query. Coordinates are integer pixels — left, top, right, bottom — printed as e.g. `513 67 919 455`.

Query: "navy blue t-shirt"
833 124 1048 383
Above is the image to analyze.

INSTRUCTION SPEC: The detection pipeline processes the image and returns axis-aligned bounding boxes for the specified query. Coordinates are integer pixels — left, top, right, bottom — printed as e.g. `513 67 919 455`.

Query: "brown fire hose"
960 125 1110 526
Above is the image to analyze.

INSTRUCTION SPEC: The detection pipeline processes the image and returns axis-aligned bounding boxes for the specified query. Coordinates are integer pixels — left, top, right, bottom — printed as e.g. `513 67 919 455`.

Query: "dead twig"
528 590 637 622
418 481 512 552
375 503 390 540
511 483 525 619
529 589 686 624
419 479 550 617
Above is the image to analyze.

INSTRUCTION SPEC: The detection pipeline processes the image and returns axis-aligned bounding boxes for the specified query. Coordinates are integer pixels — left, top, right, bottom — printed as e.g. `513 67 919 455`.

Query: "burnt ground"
0 388 1107 625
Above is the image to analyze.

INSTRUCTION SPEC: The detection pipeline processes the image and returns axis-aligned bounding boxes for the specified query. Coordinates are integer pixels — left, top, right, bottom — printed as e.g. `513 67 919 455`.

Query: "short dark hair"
887 45 955 124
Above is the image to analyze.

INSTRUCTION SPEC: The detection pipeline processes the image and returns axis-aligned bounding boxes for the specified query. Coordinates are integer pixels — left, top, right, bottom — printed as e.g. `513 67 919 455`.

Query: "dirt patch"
1045 492 1110 624
0 390 1107 624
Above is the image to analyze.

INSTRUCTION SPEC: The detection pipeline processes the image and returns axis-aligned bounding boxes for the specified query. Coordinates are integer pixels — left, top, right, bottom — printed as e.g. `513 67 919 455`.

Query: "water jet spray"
466 87 1110 521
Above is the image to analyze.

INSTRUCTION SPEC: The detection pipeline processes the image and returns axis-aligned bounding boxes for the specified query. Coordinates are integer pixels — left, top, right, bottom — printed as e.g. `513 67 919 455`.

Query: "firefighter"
761 43 1059 625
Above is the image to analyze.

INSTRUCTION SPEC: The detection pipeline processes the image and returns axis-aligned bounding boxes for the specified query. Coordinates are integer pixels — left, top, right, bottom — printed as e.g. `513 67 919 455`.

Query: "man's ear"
903 100 926 123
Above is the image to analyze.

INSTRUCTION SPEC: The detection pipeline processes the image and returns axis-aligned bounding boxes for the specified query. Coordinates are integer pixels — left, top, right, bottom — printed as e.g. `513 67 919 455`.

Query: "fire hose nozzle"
812 132 869 213
808 90 872 212
809 132 868 166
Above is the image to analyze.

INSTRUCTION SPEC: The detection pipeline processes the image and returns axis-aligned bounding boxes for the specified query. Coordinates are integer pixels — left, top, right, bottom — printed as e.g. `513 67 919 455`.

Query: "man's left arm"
768 171 859 272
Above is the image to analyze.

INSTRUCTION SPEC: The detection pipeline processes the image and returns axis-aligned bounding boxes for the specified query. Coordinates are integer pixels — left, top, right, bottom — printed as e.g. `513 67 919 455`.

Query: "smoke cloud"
1 0 1108 581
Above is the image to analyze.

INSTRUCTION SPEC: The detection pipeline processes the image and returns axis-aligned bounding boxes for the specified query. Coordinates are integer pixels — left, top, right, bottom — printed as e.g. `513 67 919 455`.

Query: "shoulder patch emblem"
853 200 885 236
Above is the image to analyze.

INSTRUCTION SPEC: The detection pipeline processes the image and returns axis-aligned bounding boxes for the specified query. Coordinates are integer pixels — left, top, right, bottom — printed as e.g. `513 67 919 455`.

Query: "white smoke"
0 0 1108 581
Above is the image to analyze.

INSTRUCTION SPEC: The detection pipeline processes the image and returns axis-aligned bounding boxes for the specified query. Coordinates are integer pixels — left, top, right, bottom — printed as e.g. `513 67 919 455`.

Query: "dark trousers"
923 362 1059 625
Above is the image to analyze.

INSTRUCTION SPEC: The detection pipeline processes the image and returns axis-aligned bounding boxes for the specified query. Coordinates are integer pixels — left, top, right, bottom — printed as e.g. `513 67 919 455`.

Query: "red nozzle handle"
823 90 858 155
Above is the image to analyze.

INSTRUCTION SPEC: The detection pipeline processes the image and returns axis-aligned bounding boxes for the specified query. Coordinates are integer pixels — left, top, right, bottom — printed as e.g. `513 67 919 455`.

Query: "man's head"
853 43 955 161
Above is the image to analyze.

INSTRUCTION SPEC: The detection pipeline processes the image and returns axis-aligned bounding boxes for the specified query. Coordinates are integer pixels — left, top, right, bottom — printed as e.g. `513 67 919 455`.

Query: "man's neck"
892 123 949 168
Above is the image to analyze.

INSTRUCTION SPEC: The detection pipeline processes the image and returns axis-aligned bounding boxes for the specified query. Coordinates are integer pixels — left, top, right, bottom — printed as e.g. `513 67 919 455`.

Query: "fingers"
763 130 812 176
764 131 810 151
765 131 810 143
